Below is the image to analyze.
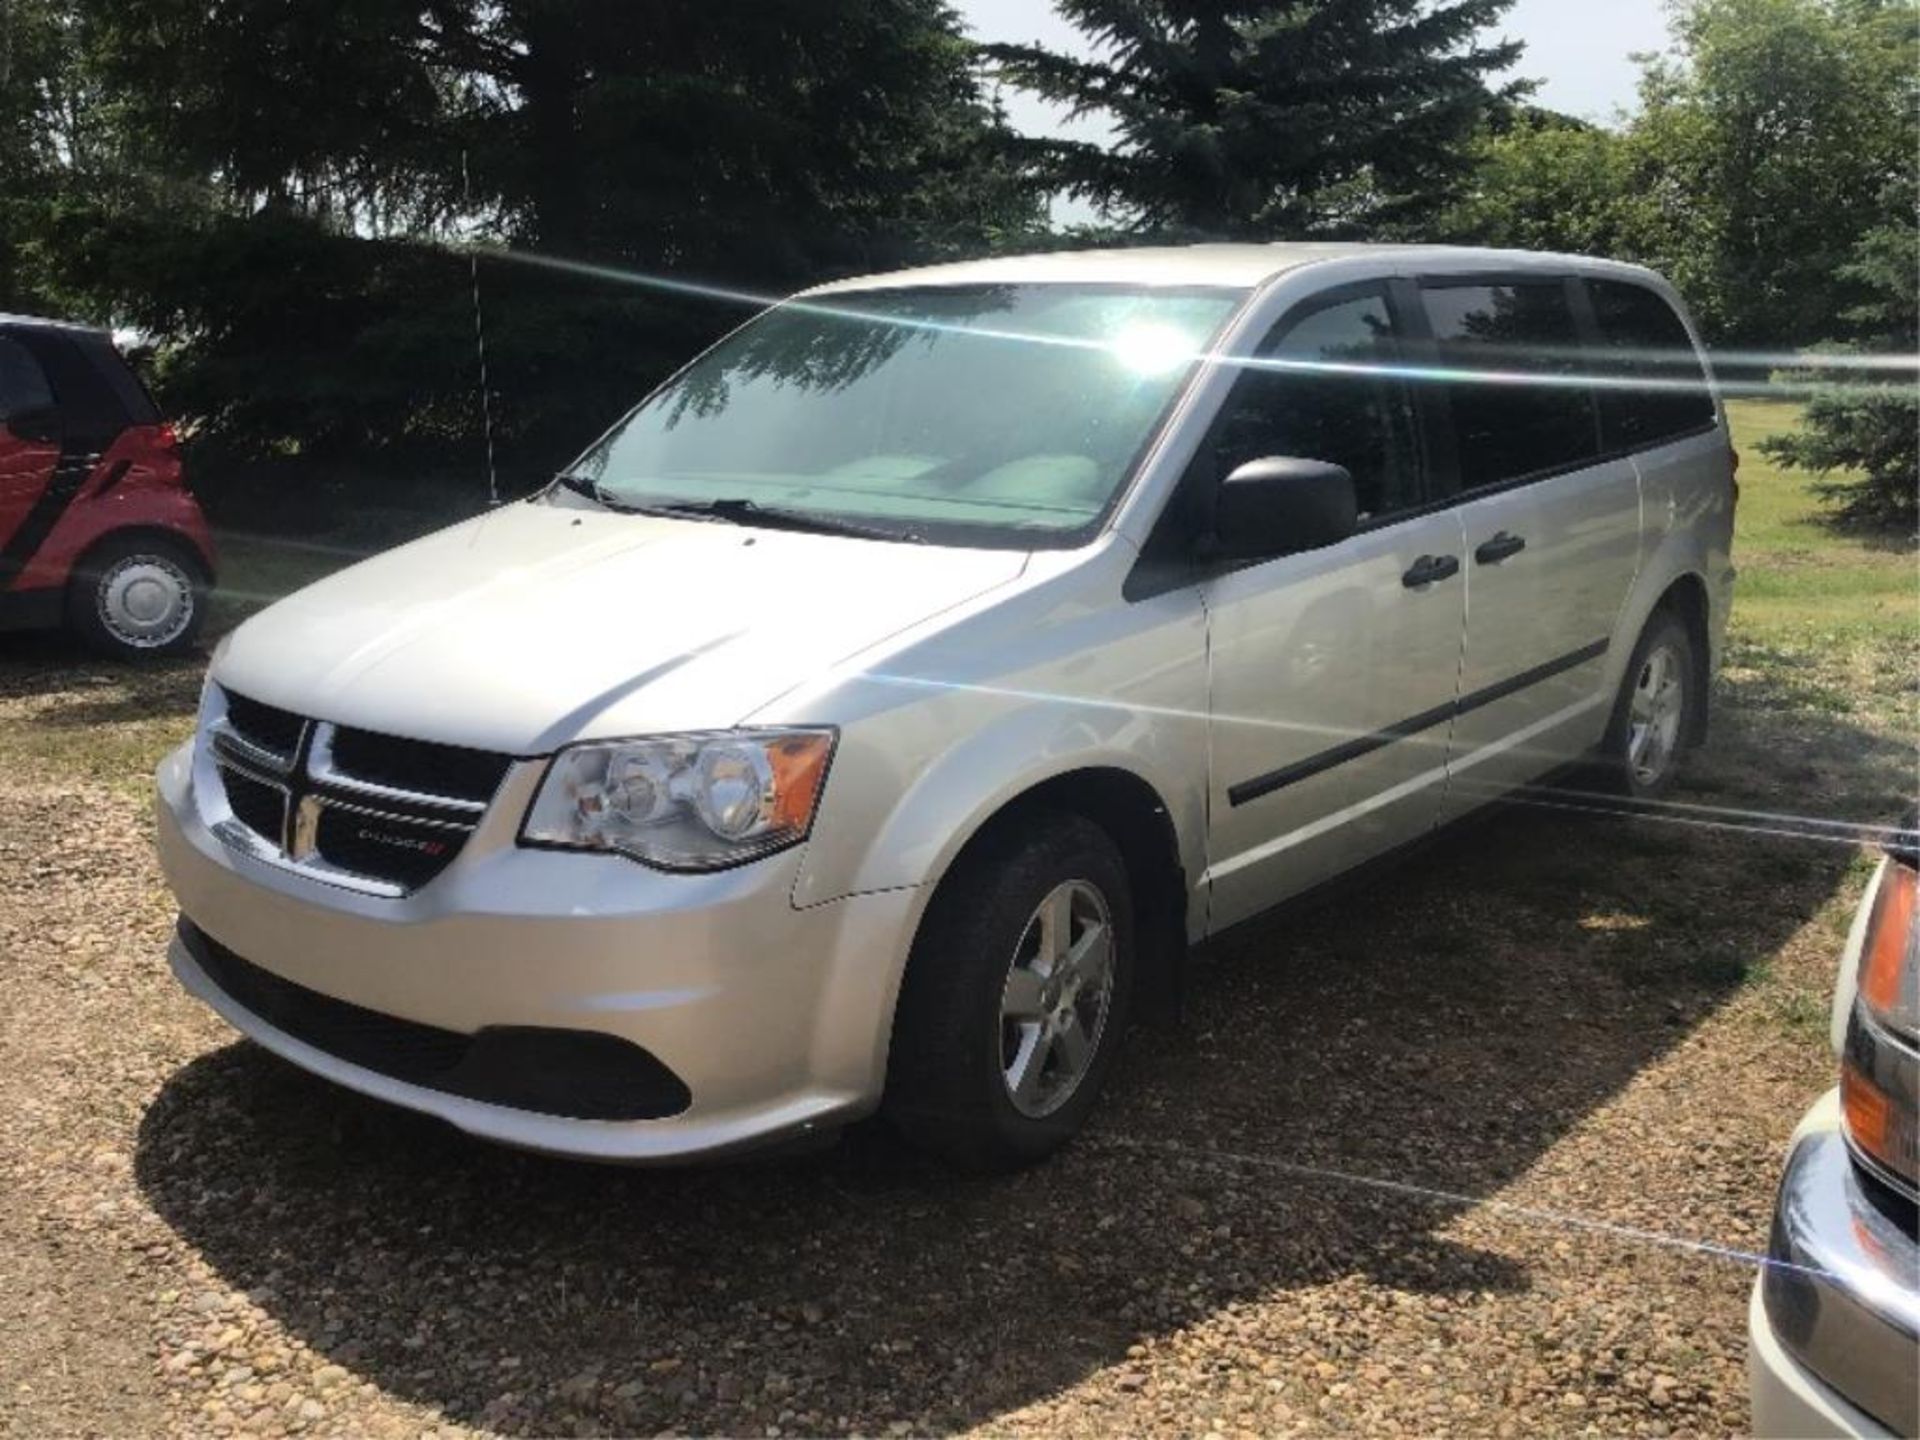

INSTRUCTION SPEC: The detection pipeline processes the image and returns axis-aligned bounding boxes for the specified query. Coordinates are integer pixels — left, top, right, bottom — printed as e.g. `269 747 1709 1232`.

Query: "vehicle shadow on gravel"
0 634 205 721
133 686 1910 1436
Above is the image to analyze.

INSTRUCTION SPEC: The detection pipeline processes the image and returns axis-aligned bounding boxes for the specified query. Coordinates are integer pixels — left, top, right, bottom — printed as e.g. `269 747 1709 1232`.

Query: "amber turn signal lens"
1861 860 1915 1014
1842 1056 1919 1192
767 732 834 833
1842 1062 1893 1163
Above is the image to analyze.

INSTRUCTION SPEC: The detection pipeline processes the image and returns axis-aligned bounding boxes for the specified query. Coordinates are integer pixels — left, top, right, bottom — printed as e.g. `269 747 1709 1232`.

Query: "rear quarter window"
1586 279 1716 451
77 334 161 426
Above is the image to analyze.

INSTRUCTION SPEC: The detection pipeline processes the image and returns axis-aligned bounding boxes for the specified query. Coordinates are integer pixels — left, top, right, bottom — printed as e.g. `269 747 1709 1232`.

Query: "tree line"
1 0 1912 528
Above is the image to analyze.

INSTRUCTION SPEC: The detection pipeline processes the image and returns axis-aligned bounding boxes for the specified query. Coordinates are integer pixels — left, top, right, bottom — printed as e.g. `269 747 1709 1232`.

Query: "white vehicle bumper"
1749 1281 1897 1440
154 741 920 1162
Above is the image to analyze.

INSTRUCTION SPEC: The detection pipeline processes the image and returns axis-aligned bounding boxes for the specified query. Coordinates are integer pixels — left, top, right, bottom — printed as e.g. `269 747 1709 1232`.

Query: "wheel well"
1655 573 1712 746
71 526 212 585
951 768 1189 1024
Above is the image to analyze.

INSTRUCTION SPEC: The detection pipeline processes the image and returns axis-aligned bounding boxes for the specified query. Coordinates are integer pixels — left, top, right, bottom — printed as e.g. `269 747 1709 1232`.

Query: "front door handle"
1474 531 1527 565
1401 553 1461 588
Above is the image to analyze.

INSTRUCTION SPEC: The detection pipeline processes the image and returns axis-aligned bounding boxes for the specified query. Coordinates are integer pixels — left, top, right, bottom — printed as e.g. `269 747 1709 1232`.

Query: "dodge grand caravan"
155 244 1735 1169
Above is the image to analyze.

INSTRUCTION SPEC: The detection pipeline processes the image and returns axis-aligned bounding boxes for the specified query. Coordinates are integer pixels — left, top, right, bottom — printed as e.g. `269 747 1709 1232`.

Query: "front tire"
66 533 208 660
1598 609 1695 799
885 811 1135 1171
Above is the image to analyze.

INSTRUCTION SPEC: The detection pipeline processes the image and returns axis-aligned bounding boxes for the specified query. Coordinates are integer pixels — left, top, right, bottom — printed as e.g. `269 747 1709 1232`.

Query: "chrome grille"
208 687 512 896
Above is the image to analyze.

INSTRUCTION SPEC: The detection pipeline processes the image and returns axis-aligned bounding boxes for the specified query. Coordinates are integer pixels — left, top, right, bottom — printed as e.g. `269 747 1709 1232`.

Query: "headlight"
521 729 835 872
1840 845 1919 1200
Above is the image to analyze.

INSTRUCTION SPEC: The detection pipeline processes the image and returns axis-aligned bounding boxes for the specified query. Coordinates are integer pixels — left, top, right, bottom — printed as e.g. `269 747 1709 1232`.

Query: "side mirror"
1210 456 1358 560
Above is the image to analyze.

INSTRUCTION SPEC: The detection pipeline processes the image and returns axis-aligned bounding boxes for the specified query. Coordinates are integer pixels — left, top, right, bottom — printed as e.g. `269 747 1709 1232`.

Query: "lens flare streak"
862 670 1906 851
474 245 1920 401
1093 1134 1840 1283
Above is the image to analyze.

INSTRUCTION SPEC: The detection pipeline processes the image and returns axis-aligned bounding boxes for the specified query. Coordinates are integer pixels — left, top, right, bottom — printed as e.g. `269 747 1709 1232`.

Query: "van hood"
213 502 1029 754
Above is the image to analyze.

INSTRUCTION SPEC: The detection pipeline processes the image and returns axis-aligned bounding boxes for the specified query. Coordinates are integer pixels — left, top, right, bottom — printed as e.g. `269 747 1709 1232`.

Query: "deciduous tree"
1629 0 1918 350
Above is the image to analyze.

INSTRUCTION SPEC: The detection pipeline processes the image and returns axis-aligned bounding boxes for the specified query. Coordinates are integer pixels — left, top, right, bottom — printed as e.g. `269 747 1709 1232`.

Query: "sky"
957 0 1675 148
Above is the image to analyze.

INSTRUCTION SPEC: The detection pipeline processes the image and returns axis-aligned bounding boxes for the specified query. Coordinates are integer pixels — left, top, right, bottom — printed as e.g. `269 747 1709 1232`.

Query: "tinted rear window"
1423 282 1599 490
1586 280 1716 450
75 333 161 426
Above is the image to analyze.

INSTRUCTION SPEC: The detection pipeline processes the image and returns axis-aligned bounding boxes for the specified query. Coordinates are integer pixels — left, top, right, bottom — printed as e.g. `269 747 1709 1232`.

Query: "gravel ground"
0 629 1908 1440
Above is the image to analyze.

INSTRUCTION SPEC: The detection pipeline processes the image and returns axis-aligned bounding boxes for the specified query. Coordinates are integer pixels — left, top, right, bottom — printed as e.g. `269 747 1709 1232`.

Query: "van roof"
803 242 1658 296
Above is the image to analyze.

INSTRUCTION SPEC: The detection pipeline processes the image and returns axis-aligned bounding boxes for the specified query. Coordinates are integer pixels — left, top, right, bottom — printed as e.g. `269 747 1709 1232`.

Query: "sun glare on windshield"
1107 321 1203 376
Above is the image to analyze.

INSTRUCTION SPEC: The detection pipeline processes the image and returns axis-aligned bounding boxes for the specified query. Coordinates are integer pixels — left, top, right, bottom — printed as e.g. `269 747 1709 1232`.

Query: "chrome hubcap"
1627 642 1685 786
97 555 194 649
999 879 1115 1119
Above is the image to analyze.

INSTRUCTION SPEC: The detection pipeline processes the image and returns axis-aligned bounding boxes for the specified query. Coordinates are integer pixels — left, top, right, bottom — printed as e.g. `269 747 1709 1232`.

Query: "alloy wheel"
998 879 1116 1119
1627 641 1686 787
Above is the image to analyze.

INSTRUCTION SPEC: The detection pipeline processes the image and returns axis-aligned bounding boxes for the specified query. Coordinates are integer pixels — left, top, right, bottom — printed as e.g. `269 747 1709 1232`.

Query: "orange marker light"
1842 1061 1893 1164
767 733 834 834
1861 861 1915 1014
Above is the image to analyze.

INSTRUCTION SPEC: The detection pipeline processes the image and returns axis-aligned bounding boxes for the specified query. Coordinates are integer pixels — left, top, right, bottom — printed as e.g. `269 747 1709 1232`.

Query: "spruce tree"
988 0 1523 237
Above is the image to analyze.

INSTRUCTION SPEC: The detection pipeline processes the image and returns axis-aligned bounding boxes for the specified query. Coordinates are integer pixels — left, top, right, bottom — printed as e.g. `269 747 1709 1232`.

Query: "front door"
1201 285 1468 932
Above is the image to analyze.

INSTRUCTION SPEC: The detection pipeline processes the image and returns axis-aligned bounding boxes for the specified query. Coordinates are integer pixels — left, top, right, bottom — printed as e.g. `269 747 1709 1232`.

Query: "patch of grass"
1633 402 1917 1042
1726 400 1918 657
0 655 203 798
1714 397 1918 759
0 524 424 793
205 528 404 634
1769 987 1833 1045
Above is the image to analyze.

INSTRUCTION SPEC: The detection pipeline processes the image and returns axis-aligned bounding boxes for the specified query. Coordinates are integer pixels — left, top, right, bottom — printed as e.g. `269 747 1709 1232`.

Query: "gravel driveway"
0 630 1907 1439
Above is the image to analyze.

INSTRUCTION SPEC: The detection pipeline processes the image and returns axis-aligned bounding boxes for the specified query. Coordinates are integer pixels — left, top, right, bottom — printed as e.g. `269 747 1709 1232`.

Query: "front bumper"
1749 1090 1918 1438
155 741 921 1161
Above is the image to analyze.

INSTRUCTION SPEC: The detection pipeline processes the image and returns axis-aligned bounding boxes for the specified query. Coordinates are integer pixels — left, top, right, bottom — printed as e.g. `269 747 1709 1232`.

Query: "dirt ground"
0 591 1910 1439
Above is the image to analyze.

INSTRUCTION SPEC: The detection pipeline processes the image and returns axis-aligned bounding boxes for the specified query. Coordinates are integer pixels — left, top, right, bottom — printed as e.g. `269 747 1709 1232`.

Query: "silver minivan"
155 244 1736 1169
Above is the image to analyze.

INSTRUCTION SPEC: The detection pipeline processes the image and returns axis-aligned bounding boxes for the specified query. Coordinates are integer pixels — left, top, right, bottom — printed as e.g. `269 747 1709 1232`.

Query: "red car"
0 313 215 658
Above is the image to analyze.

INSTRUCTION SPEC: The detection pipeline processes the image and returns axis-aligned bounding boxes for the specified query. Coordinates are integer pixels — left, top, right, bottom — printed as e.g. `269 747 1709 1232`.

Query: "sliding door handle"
1474 531 1527 565
1401 554 1461 588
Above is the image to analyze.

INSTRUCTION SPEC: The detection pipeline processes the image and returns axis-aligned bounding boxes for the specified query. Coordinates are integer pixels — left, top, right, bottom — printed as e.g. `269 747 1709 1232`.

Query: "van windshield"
563 284 1243 547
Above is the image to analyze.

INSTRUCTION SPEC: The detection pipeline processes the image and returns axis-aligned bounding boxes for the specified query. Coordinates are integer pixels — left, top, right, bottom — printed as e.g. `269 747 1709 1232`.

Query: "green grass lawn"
1727 400 1916 634
205 529 384 635
1721 399 1917 736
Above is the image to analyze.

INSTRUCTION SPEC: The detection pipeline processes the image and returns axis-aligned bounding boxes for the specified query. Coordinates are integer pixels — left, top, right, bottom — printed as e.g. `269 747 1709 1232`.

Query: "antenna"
462 149 500 508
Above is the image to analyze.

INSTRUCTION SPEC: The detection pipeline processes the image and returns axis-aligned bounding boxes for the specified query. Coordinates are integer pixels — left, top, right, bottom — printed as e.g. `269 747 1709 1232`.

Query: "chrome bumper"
1753 1090 1919 1438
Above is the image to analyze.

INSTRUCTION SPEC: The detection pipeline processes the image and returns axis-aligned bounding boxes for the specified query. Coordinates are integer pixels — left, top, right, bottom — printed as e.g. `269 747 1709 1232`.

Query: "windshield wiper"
551 472 662 515
650 497 923 544
550 482 921 541
551 471 610 505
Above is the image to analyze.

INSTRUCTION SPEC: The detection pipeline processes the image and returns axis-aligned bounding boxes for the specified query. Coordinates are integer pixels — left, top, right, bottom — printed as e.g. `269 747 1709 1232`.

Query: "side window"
1209 290 1421 523
1423 282 1598 489
0 337 55 423
1587 279 1716 450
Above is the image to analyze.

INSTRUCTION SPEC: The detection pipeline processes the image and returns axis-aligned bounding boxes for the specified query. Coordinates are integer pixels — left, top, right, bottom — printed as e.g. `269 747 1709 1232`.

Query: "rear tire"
66 532 208 660
885 811 1135 1172
1597 609 1695 800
